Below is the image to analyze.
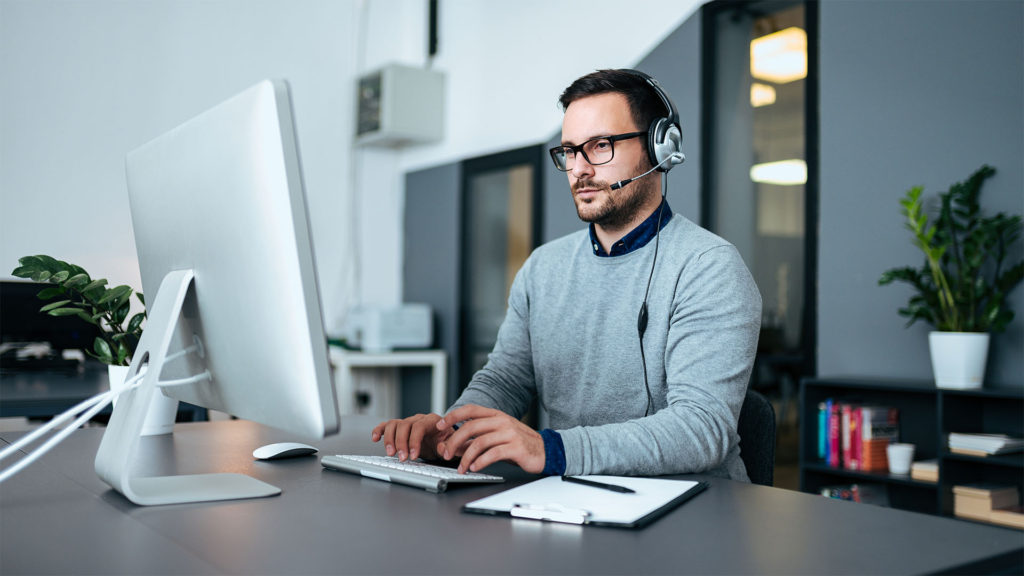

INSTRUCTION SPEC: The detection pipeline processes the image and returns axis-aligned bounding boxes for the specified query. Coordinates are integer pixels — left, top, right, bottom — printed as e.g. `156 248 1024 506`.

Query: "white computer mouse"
253 442 318 460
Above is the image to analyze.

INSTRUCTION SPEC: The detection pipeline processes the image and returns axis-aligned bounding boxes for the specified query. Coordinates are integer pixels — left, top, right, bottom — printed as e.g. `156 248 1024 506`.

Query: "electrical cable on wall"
339 0 372 330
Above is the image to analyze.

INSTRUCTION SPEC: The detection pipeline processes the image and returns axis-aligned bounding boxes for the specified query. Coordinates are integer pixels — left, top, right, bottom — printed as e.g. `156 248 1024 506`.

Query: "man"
373 69 761 480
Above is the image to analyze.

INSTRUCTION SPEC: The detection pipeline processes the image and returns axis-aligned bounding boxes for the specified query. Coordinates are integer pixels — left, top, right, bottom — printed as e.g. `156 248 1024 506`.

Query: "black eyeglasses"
548 131 646 172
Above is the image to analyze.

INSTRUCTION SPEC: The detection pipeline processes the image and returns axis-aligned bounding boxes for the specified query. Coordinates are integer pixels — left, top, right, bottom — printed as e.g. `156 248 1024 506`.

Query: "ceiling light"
750 83 777 107
750 27 807 84
750 159 807 185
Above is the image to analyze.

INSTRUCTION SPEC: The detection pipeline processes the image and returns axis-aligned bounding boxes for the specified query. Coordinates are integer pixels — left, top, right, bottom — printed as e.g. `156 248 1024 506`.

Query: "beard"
571 158 659 229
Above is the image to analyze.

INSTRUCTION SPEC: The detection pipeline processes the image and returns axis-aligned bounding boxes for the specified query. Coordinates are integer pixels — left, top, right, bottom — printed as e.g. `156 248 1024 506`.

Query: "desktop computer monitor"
94 80 340 506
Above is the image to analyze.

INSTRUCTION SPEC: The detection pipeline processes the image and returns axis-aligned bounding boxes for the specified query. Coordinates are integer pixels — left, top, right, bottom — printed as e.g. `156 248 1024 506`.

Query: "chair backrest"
737 389 776 486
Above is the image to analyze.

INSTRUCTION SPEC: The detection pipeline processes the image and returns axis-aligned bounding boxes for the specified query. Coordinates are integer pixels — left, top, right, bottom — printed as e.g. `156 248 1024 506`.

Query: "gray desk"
2 416 1022 575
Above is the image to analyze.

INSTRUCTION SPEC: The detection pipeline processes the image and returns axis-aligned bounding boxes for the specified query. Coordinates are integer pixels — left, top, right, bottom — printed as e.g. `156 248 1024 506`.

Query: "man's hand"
436 405 545 474
371 413 449 462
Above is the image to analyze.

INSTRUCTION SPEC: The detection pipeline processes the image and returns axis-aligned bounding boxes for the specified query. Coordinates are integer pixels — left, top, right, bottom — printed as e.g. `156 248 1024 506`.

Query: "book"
910 459 938 482
859 405 900 472
839 404 864 471
851 406 863 471
819 399 827 461
817 402 827 460
828 401 841 468
950 447 993 457
841 403 853 469
948 433 1024 455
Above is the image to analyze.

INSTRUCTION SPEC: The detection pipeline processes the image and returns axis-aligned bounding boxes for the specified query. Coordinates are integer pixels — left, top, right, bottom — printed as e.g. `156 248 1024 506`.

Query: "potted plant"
879 165 1023 389
11 255 177 434
12 255 146 366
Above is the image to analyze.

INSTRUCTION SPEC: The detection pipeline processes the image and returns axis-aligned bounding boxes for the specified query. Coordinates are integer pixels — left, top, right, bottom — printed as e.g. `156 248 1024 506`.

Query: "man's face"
561 92 655 229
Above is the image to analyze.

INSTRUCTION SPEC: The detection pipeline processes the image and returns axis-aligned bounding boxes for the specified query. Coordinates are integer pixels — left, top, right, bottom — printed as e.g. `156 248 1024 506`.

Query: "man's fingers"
463 442 511 473
408 423 429 461
440 417 496 460
456 430 507 473
437 404 499 431
382 420 397 456
394 419 413 461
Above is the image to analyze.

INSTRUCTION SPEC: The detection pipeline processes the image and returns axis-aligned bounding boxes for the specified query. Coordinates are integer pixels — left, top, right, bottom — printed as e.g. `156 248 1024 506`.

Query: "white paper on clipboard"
463 475 704 527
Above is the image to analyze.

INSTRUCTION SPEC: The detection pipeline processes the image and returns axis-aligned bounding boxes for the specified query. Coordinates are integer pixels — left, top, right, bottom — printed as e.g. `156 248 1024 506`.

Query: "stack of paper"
948 433 1024 456
910 459 938 482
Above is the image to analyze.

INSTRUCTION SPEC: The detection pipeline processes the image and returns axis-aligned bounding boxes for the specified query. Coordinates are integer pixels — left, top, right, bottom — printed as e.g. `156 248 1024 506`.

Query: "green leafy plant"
879 165 1023 333
11 255 146 365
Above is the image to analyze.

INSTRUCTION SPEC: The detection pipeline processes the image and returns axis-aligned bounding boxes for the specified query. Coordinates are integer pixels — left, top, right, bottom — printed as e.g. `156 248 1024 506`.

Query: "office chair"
737 388 776 486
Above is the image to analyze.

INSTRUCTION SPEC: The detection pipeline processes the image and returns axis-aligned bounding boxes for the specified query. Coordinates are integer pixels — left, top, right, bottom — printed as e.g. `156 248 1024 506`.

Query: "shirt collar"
588 199 673 257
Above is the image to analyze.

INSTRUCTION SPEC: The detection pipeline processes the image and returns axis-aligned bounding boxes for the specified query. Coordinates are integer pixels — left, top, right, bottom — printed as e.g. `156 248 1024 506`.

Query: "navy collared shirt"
540 199 675 476
588 199 674 257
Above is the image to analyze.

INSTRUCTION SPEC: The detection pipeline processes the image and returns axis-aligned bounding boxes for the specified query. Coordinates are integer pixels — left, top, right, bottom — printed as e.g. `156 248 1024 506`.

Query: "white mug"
887 443 915 475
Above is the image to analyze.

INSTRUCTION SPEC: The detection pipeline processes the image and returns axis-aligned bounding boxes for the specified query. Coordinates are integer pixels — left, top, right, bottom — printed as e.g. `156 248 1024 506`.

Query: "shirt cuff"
540 429 566 476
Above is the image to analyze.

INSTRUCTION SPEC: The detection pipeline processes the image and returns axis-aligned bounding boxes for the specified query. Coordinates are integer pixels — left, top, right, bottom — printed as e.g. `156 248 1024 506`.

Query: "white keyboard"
321 454 505 493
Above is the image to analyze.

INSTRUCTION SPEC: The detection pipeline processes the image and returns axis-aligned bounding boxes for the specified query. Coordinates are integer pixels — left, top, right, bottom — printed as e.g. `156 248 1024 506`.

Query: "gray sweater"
452 213 762 480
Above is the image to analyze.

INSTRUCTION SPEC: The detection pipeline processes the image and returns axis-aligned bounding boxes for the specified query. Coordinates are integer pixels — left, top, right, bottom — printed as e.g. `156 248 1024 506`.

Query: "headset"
621 69 685 172
617 69 684 416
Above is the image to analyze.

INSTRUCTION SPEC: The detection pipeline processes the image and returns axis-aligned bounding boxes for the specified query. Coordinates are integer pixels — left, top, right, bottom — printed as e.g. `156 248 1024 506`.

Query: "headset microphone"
609 153 684 191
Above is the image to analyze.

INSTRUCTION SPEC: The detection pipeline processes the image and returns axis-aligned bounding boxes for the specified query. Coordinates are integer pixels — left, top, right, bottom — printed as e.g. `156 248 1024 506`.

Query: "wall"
402 162 461 410
818 0 1024 386
0 0 369 334
0 0 701 339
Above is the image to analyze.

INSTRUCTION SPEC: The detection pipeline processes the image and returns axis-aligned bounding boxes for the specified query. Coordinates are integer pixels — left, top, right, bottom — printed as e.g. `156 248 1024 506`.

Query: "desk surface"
2 416 1022 575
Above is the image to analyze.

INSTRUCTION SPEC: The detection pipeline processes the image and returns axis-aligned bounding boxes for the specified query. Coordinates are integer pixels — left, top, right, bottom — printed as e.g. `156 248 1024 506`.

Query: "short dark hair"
558 69 668 133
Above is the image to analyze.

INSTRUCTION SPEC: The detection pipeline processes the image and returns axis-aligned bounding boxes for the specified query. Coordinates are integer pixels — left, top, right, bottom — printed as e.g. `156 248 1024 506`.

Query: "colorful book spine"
841 404 853 469
849 406 862 471
860 406 899 472
817 402 827 460
822 399 833 463
828 401 841 467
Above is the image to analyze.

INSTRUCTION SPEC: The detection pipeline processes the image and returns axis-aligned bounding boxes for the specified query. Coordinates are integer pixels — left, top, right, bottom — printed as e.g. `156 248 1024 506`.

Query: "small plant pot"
929 331 989 390
108 364 179 435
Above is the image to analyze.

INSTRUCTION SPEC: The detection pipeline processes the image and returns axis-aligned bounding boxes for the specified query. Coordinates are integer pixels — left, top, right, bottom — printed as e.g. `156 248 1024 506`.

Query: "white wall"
1 0 700 336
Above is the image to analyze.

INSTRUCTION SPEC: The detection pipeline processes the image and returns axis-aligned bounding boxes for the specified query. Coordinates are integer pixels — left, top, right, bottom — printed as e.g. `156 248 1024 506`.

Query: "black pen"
561 475 636 494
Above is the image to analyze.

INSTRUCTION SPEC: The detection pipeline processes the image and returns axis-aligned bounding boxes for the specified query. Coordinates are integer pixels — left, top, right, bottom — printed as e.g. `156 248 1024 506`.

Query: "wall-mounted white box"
356 64 444 147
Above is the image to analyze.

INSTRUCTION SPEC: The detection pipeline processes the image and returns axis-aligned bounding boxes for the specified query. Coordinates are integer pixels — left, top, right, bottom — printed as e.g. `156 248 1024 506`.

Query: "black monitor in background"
0 281 102 370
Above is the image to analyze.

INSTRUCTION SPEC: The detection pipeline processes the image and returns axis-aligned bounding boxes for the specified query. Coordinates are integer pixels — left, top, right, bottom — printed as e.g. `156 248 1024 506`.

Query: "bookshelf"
799 378 1024 526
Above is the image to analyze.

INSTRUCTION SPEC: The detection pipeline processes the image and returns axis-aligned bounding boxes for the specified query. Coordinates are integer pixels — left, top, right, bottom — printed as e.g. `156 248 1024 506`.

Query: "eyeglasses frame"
548 130 647 172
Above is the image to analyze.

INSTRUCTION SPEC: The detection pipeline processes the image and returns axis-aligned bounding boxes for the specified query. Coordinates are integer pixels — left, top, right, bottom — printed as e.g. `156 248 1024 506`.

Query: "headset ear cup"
649 118 682 172
647 117 667 167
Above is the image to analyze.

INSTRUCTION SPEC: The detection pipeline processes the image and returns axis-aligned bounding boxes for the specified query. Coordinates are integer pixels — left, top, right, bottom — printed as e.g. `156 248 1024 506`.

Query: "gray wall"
402 163 462 412
818 0 1023 386
543 13 704 243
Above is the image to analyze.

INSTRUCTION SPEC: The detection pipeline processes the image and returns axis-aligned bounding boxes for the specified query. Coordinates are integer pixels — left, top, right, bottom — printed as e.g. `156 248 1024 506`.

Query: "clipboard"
463 475 708 529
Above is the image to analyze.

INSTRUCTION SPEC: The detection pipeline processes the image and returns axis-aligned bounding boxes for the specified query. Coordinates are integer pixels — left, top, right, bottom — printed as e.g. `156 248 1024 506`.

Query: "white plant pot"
108 364 179 436
929 331 989 390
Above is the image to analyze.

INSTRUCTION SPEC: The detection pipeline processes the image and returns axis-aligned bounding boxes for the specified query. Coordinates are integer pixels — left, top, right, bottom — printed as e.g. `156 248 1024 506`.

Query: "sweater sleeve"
558 245 761 478
449 261 536 419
